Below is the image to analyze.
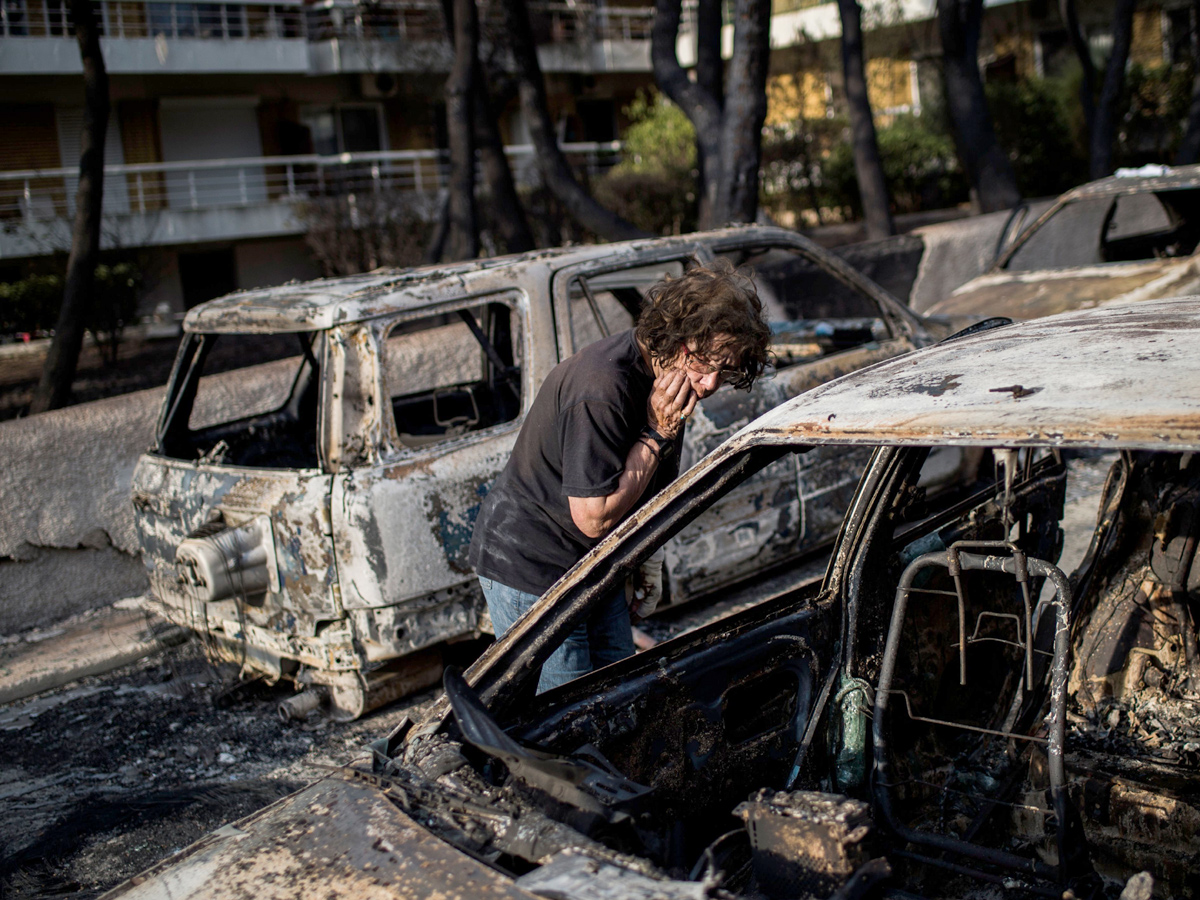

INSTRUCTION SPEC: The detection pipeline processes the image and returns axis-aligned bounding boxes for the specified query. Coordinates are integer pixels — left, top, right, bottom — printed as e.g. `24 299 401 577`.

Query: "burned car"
927 164 1200 320
130 226 952 719
110 297 1200 898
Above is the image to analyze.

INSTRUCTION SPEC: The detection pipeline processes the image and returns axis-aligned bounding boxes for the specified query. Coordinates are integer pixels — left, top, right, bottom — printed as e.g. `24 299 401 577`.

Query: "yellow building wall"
1131 5 1165 67
866 57 912 117
766 71 829 126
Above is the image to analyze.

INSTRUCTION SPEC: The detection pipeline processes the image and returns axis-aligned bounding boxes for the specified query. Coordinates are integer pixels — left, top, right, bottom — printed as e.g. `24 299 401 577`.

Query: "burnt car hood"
102 772 538 900
925 256 1200 319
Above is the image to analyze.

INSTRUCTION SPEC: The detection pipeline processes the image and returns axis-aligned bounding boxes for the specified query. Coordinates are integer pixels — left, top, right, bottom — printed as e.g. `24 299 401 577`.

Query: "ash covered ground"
0 634 439 899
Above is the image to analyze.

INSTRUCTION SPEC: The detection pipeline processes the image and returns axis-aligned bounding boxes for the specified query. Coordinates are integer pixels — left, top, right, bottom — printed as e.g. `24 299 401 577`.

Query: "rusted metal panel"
748 298 1200 452
331 436 515 606
131 459 338 618
102 774 540 900
930 257 1200 320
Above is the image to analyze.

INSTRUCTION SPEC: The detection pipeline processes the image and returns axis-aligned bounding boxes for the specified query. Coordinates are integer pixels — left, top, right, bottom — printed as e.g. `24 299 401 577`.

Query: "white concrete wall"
0 388 162 633
0 360 294 635
0 36 308 75
0 201 305 260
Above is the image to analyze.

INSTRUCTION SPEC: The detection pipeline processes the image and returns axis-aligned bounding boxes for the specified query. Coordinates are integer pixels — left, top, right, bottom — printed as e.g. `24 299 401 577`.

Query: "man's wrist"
640 426 675 460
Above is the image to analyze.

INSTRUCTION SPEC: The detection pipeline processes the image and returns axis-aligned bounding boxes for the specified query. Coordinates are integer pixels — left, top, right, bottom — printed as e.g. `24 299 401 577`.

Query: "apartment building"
0 0 657 315
1 0 1194 318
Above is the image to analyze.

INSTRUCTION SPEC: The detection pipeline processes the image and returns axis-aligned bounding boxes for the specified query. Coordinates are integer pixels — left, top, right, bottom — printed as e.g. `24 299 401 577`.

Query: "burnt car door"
550 233 933 606
327 292 532 667
130 332 344 678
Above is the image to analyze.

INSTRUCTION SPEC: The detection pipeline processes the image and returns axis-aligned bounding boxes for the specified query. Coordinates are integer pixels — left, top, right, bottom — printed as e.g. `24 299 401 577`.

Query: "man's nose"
698 371 720 392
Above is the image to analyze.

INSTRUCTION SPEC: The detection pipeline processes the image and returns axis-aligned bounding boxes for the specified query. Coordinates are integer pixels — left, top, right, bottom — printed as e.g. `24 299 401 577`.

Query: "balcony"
0 143 623 259
0 0 308 73
0 0 654 75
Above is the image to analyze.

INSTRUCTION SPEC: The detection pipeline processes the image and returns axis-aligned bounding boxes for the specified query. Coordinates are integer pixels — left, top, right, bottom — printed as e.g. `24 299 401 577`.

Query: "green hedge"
0 262 142 345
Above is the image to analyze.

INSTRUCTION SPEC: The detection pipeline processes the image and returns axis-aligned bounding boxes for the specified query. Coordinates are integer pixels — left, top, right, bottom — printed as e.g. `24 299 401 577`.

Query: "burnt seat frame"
871 540 1073 890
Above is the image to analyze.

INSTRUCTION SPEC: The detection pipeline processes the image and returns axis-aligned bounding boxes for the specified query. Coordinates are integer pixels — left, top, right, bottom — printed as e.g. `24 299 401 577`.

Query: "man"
468 261 771 691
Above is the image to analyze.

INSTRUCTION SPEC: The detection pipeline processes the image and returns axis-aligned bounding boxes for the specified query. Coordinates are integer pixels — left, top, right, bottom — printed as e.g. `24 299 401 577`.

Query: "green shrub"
594 90 698 235
1117 62 1197 167
986 77 1086 198
760 116 847 223
0 261 143 363
0 274 61 336
819 115 967 217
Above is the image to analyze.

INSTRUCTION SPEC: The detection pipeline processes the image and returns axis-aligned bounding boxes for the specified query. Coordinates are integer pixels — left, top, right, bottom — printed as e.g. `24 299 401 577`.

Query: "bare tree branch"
1092 0 1136 179
716 0 772 226
1178 0 1200 164
1059 0 1096 140
1061 0 1134 178
652 0 722 224
653 0 770 228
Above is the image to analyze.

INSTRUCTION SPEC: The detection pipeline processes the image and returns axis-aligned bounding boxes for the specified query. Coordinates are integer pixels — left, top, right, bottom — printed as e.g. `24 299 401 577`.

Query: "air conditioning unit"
361 72 400 98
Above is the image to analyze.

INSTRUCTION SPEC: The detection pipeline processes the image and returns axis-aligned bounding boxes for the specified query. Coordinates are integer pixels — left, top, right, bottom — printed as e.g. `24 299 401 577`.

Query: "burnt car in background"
130 226 962 719
927 164 1200 320
107 297 1200 899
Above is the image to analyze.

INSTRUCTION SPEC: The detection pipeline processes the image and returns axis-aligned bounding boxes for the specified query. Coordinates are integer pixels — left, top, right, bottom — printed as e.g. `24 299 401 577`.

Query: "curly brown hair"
636 259 771 390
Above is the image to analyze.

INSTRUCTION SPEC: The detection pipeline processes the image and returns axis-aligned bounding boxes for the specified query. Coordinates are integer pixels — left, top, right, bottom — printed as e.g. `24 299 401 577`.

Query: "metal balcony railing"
0 143 623 222
0 0 305 39
0 0 653 42
305 1 654 43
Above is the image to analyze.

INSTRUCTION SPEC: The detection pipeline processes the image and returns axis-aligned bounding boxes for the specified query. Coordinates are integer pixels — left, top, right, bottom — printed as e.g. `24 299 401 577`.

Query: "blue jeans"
479 576 634 693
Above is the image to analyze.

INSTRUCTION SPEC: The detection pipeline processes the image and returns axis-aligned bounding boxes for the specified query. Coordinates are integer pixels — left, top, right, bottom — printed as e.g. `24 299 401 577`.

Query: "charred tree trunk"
653 0 722 225
1061 0 1136 179
692 0 723 215
30 0 109 414
1091 0 1136 179
443 0 480 261
1179 2 1200 163
1059 0 1095 138
937 0 1021 213
473 82 535 252
836 0 895 238
718 0 771 225
447 0 534 253
500 0 648 241
653 0 770 228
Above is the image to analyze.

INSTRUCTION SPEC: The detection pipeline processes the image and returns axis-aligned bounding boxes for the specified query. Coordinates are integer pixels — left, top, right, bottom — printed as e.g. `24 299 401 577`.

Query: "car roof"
183 246 582 333
746 296 1200 452
1053 163 1200 204
181 226 811 333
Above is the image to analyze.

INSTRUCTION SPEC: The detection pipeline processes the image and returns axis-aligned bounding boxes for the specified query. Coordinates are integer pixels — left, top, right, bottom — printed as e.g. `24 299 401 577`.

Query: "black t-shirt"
468 329 679 595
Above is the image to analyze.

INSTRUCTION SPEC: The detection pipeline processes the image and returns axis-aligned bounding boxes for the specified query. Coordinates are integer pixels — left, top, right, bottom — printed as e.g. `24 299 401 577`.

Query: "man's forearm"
568 438 660 539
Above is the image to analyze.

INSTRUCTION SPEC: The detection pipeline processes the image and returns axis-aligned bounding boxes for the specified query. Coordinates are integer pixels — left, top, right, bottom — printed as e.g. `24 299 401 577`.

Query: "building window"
1 0 28 36
179 248 238 309
301 105 387 156
1168 5 1197 65
1036 28 1071 78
